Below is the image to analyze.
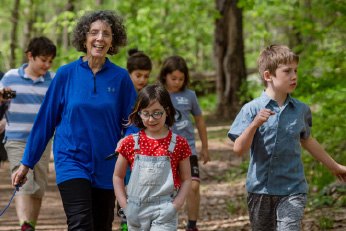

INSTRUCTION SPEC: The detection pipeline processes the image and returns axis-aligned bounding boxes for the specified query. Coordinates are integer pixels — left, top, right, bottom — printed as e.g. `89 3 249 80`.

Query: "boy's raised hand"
253 109 275 128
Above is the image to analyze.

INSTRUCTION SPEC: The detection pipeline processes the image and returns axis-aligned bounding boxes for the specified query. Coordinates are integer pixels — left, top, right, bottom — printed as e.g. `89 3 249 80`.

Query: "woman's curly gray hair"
71 10 127 55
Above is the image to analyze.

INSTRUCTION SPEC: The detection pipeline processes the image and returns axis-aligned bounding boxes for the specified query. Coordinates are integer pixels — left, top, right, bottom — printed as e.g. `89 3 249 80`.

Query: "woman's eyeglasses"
86 31 113 38
138 110 165 120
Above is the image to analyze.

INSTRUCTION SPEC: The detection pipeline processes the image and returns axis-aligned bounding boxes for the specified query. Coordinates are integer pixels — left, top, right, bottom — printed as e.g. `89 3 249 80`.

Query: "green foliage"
318 216 334 230
207 129 229 141
0 0 216 74
306 183 345 229
213 161 249 182
112 0 217 72
308 183 346 209
197 93 217 113
226 200 236 215
297 54 346 190
0 1 344 195
226 194 248 216
237 74 263 103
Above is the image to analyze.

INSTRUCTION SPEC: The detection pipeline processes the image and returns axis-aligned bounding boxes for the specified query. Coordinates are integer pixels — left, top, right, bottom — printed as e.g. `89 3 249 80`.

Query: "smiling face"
140 100 167 136
84 20 113 59
165 70 185 93
129 69 150 91
27 53 54 78
265 61 298 96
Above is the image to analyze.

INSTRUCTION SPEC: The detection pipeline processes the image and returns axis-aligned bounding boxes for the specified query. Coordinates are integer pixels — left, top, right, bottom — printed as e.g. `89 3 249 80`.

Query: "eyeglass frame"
86 31 114 38
138 110 166 120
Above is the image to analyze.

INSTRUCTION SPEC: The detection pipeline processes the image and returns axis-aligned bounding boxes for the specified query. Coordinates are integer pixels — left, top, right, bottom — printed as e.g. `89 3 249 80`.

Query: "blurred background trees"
0 0 345 192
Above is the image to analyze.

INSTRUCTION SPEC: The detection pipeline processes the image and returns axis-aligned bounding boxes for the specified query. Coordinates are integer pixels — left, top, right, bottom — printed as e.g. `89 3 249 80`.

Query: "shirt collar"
285 94 295 107
19 63 48 83
260 90 295 108
79 56 111 71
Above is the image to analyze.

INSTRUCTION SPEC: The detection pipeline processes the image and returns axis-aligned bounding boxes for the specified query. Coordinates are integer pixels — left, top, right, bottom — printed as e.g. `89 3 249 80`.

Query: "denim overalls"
124 132 179 231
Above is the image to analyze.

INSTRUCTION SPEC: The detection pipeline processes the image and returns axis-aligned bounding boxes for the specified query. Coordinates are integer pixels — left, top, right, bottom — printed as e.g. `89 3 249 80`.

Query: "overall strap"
167 133 177 153
132 133 140 150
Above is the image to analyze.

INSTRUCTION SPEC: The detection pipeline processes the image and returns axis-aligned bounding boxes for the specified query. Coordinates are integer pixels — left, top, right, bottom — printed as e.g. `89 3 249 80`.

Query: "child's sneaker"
120 222 128 231
21 222 35 231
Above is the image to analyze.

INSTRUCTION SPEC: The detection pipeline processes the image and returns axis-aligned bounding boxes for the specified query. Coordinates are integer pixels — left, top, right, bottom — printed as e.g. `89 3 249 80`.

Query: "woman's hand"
12 164 29 190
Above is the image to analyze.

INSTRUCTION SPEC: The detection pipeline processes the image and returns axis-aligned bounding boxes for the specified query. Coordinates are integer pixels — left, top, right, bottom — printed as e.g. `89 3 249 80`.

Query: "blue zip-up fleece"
22 57 137 189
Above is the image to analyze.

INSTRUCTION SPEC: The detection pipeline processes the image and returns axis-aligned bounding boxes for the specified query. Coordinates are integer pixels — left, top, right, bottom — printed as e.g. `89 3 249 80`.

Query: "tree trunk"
62 0 75 51
95 0 103 5
10 0 20 68
214 0 246 120
53 7 63 47
22 0 34 64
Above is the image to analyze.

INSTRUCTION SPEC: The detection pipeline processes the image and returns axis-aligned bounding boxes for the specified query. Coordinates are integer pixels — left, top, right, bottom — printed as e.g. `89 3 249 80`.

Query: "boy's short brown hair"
25 36 56 59
257 45 299 87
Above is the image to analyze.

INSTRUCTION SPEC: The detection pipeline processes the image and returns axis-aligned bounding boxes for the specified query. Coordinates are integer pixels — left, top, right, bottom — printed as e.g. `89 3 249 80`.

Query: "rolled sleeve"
300 105 312 140
228 106 253 142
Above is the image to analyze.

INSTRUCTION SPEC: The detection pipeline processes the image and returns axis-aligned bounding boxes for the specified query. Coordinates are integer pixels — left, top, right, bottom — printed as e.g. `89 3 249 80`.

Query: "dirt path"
1 137 345 230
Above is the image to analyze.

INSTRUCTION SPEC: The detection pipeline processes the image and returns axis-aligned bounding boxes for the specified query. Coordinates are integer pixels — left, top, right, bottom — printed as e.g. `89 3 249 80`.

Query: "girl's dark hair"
25 36 56 58
71 10 127 55
157 55 190 91
128 84 176 129
127 48 152 73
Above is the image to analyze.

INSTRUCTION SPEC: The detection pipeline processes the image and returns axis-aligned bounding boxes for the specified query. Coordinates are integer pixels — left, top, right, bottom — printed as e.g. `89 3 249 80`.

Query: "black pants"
58 178 115 231
0 131 7 162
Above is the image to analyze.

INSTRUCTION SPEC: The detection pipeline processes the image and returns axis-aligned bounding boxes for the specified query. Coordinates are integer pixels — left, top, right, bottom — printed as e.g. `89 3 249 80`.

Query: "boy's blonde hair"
257 45 299 87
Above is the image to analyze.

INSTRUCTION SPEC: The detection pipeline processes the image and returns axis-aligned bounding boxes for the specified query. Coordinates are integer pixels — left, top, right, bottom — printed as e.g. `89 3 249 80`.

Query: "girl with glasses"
113 84 192 231
116 48 152 231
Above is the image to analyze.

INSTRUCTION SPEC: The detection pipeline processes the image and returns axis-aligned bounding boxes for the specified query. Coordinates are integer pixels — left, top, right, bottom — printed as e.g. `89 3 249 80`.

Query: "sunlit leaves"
112 0 217 71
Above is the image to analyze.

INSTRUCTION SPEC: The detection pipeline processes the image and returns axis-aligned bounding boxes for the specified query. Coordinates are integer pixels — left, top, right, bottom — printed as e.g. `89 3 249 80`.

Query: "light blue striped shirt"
0 63 54 141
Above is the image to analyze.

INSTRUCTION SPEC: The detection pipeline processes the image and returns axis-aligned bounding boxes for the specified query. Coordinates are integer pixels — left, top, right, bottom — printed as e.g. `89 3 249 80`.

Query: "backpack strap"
167 133 177 153
132 133 140 150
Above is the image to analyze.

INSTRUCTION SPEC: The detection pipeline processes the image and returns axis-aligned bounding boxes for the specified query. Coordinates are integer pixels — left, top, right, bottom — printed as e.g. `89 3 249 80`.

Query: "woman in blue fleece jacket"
11 10 137 231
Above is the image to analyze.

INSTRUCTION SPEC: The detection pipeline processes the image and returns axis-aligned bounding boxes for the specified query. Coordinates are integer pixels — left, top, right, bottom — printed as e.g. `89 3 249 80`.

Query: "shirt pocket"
287 116 304 139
